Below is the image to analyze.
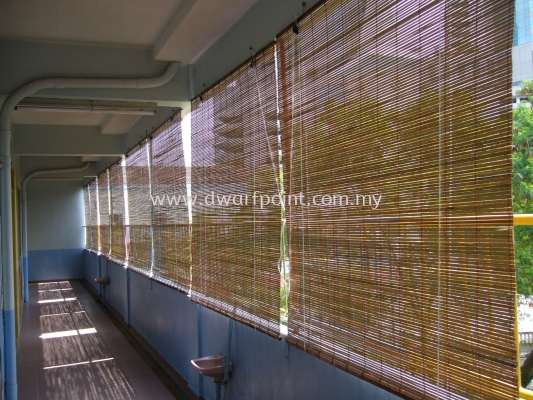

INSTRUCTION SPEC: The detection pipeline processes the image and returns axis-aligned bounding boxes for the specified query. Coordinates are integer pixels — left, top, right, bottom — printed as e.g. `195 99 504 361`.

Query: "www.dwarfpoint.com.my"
151 192 382 209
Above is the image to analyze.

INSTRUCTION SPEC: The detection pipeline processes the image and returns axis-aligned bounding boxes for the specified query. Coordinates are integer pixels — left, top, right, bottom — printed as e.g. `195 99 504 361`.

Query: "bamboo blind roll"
151 110 191 291
191 44 282 339
109 162 126 263
125 139 153 275
87 179 99 252
83 185 93 251
98 170 111 257
279 0 516 398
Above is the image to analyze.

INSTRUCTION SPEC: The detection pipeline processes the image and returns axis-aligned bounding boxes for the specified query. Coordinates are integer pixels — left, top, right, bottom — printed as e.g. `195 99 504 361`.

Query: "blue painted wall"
28 249 84 281
84 251 100 293
91 253 401 400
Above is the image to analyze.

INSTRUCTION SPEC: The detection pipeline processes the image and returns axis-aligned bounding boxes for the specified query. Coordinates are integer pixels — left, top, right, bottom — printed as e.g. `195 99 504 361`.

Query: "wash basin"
191 355 233 382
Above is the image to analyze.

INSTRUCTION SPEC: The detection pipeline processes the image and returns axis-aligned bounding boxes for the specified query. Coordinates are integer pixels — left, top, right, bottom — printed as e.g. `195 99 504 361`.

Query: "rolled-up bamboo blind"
87 179 99 252
98 170 110 257
191 44 282 338
151 110 191 291
125 139 152 275
109 162 126 263
279 0 516 398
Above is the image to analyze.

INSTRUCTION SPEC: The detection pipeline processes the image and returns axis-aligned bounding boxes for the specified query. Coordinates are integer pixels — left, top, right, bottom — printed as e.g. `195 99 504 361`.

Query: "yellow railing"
514 215 533 399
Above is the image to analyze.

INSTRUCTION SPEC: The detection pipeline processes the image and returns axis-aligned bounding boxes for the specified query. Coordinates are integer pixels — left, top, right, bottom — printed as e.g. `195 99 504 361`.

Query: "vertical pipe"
223 318 234 385
98 255 102 297
0 130 17 400
21 195 28 303
196 304 204 398
215 382 221 400
125 267 130 325
102 258 107 308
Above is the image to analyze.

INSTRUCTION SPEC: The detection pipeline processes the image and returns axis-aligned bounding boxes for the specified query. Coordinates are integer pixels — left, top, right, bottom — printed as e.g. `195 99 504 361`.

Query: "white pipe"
20 162 92 305
0 61 179 400
0 62 179 130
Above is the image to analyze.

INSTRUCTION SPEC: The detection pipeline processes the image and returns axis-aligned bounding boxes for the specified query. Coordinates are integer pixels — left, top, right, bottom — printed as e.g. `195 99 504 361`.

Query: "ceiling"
0 0 259 173
0 0 258 64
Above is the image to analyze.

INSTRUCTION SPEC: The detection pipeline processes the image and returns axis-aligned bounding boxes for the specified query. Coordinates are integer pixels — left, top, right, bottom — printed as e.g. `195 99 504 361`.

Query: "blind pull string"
249 47 282 199
88 184 92 249
95 178 101 252
250 47 288 287
251 73 259 315
122 156 130 265
147 139 155 279
250 44 296 324
107 169 112 258
273 42 289 292
296 28 307 350
437 44 443 394
288 26 308 350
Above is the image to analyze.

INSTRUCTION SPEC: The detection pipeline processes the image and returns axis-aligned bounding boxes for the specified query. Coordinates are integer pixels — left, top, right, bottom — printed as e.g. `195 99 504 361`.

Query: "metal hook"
249 47 257 69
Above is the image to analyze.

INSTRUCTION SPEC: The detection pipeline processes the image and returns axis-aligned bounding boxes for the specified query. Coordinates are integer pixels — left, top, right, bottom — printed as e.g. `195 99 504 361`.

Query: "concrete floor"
17 280 177 400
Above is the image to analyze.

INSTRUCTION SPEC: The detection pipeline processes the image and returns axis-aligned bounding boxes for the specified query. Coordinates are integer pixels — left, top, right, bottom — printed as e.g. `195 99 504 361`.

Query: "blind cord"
250 48 288 287
289 27 307 350
437 44 443 394
250 48 282 197
147 140 155 278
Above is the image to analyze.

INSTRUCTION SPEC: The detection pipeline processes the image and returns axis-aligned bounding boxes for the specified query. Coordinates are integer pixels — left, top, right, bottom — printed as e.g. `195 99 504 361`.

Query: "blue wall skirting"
88 252 400 400
29 249 84 281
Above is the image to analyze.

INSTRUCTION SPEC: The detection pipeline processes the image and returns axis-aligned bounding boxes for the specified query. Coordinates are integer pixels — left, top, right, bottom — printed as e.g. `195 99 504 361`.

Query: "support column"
1 129 17 400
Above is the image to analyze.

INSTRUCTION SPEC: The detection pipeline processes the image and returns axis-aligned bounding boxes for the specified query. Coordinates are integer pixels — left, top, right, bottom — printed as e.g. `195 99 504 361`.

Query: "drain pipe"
21 162 92 303
222 318 234 398
0 61 179 400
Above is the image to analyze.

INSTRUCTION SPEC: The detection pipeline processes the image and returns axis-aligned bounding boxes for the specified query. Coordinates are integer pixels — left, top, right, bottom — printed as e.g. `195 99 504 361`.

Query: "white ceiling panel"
0 0 183 47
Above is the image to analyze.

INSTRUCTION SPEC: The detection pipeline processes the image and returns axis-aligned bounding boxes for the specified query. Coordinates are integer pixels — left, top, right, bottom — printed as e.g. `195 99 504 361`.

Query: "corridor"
16 280 178 400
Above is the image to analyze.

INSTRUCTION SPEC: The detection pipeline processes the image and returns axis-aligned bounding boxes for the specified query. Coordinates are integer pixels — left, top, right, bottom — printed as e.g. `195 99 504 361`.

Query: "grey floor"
17 280 177 400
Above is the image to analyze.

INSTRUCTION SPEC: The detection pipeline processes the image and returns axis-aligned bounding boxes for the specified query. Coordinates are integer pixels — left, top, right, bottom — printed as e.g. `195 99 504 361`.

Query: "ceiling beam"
153 0 197 63
152 0 258 64
13 125 124 156
100 114 143 134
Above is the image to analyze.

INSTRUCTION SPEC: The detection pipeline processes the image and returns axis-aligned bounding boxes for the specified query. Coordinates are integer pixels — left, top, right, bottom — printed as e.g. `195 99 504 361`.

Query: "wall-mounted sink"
191 354 234 382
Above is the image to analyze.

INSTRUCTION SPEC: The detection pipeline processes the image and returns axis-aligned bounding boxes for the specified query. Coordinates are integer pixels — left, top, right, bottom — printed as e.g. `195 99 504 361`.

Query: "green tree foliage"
513 80 533 295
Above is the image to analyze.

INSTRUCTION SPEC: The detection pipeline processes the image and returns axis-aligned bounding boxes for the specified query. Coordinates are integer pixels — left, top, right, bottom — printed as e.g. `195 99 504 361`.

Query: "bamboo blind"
109 162 126 263
83 185 93 251
86 179 99 252
98 170 111 257
279 0 516 398
125 139 152 275
151 110 191 291
191 45 281 338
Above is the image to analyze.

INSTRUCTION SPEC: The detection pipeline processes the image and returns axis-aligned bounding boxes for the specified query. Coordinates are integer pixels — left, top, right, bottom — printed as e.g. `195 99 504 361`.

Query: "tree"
513 80 533 295
513 80 533 388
